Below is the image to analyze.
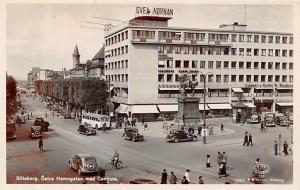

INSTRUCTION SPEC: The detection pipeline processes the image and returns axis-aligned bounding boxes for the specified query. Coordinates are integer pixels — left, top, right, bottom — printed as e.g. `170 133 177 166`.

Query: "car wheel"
174 138 179 143
78 167 82 175
116 161 123 169
193 136 197 141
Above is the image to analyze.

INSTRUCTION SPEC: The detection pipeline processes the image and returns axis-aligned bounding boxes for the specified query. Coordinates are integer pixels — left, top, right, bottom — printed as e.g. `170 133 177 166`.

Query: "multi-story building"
104 14 293 118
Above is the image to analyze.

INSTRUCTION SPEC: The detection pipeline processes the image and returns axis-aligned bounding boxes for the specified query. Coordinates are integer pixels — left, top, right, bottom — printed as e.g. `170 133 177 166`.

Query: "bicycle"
105 159 123 170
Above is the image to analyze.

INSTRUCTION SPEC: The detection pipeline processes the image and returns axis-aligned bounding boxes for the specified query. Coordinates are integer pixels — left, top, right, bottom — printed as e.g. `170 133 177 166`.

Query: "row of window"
106 45 128 58
166 60 294 70
106 60 128 70
158 74 293 83
106 74 128 82
105 31 128 46
158 45 293 57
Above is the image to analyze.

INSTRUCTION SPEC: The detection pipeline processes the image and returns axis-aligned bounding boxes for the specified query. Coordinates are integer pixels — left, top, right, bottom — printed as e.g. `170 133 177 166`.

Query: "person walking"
206 154 211 168
198 125 202 136
222 152 228 168
161 169 168 184
181 176 189 184
221 124 224 132
143 122 148 130
283 141 289 156
274 140 278 155
198 176 204 184
132 117 136 127
169 171 177 184
248 133 253 146
243 131 248 146
209 125 214 136
184 169 190 183
45 111 47 118
260 122 264 132
38 137 43 152
217 152 223 166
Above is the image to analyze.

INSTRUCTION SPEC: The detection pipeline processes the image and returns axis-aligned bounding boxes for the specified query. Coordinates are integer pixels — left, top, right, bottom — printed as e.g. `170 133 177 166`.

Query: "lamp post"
199 71 213 144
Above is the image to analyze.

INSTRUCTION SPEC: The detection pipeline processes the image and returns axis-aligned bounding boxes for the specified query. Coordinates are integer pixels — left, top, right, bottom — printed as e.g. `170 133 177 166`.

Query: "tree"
6 74 17 117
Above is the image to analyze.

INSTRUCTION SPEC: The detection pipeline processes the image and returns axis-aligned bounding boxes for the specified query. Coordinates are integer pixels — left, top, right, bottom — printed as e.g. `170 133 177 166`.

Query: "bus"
81 110 111 130
7 120 16 140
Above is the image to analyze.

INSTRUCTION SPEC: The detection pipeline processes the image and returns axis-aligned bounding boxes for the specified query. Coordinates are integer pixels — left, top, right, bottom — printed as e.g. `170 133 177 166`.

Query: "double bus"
81 110 111 130
7 120 16 140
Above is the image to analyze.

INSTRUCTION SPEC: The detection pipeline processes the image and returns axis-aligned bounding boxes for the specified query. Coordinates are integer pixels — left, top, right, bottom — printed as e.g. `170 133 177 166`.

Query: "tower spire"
73 44 80 68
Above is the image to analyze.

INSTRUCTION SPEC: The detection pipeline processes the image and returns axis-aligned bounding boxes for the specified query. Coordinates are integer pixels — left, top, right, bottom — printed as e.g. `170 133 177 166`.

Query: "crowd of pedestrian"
160 169 204 184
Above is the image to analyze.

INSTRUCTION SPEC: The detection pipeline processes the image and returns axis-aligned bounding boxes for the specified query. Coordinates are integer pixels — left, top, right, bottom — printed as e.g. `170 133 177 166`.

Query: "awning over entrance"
207 103 232 110
232 87 243 93
254 87 273 90
276 87 293 90
159 88 179 91
232 102 248 108
131 105 159 114
157 104 178 112
199 104 210 111
276 102 293 107
244 102 256 108
115 104 129 114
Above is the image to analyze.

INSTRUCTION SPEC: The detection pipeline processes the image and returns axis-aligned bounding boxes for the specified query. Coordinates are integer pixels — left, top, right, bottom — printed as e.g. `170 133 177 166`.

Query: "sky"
6 4 294 80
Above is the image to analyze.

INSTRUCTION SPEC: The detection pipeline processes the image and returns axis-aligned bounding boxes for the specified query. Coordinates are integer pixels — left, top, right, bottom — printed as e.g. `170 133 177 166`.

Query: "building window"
268 62 273 70
261 62 266 69
175 74 180 82
289 50 293 57
175 60 181 68
216 61 222 69
276 36 280 43
196 33 206 41
246 62 251 69
254 62 259 69
231 61 236 69
254 75 259 82
200 61 205 68
246 75 251 82
231 75 236 82
261 75 266 82
282 75 287 82
175 46 181 54
208 61 214 69
282 62 287 70
289 75 293 82
158 46 164 53
246 35 252 42
192 46 198 54
216 48 221 55
268 49 273 56
289 62 293 70
289 37 293 44
239 62 244 69
261 35 266 43
208 75 213 82
254 49 259 56
268 75 273 82
231 34 237 42
184 46 189 54
192 75 197 81
282 37 287 44
158 60 165 68
268 36 273 43
125 45 128 53
239 48 244 56
192 60 197 68
184 60 189 68
239 75 244 82
261 49 266 56
199 47 205 54
275 49 280 57
246 48 251 56
224 75 229 83
166 46 173 54
199 75 204 82
207 47 213 55
275 75 280 82
158 74 164 82
239 35 244 42
275 62 280 69
254 35 259 43
167 74 173 82
224 61 229 69
282 50 287 57
216 75 221 83
224 48 229 55
231 48 237 55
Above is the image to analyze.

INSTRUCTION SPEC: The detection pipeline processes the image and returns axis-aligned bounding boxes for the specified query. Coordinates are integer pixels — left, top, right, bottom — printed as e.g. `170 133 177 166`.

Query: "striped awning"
276 102 293 107
207 103 232 110
232 87 243 93
157 104 178 112
115 104 129 114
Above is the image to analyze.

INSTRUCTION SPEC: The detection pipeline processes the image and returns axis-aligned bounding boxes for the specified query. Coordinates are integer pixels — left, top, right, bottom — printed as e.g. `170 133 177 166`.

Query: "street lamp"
199 71 214 144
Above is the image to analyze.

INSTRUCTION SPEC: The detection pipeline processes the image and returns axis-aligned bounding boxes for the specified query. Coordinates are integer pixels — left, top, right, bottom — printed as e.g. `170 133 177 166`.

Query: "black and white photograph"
2 1 299 189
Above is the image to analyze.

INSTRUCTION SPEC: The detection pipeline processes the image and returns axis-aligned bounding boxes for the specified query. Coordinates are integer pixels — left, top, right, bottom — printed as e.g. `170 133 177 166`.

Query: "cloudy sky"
6 3 293 80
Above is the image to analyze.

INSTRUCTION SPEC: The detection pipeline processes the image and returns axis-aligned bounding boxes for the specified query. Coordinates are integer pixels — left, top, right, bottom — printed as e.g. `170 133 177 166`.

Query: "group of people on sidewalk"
116 116 148 130
274 140 292 156
217 152 228 178
243 131 253 146
161 169 204 184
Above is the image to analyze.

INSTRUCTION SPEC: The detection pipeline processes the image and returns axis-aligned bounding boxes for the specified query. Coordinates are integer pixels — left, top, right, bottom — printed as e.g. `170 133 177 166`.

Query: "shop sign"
245 83 274 88
136 6 174 17
178 70 199 74
158 70 174 73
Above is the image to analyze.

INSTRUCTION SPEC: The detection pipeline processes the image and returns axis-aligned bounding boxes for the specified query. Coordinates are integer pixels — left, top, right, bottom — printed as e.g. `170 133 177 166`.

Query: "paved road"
7 95 293 184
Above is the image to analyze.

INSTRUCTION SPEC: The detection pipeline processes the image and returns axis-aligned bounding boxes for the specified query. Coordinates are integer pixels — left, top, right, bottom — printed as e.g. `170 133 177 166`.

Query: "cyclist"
111 150 120 167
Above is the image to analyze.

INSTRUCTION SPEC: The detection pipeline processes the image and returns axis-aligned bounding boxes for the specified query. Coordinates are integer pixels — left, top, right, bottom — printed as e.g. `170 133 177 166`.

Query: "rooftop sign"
135 6 174 17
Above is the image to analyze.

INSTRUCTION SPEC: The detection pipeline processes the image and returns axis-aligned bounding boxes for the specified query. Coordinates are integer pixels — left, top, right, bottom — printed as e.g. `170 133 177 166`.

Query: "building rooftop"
92 46 105 60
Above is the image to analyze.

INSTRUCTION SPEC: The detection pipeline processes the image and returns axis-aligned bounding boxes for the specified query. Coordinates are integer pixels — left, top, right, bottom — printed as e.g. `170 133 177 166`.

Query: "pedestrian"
260 122 265 132
248 133 253 146
161 169 168 184
45 112 47 118
206 154 211 168
184 169 190 183
209 125 214 136
169 171 177 184
38 137 43 152
16 116 21 127
283 141 289 156
132 117 136 127
27 113 30 120
141 116 145 125
181 176 189 184
222 152 228 168
243 131 248 146
217 151 223 166
221 123 224 132
143 122 148 130
198 176 204 184
198 125 202 136
274 140 278 155
218 161 227 178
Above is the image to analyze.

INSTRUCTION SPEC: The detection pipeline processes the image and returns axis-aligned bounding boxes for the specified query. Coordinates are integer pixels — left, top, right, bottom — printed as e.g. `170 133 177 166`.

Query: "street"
7 94 293 184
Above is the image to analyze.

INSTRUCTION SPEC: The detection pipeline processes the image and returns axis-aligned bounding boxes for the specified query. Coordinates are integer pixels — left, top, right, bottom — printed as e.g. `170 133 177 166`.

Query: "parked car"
78 124 96 135
166 129 197 143
64 111 73 119
34 118 49 131
29 126 42 138
247 114 261 124
288 115 293 125
275 113 289 127
265 116 276 127
69 154 99 175
123 127 144 142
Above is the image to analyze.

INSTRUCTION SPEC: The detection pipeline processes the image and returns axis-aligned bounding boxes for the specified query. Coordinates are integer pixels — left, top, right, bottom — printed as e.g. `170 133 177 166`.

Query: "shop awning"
244 102 256 108
199 104 210 111
107 86 114 92
276 102 293 107
276 87 293 90
207 103 232 110
159 88 179 91
131 105 159 114
157 104 178 112
255 87 273 90
232 102 248 108
232 87 243 93
115 104 129 113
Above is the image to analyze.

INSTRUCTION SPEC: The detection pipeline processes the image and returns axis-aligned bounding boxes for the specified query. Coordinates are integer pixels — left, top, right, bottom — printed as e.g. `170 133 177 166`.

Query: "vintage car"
69 154 99 175
265 116 276 127
34 118 49 131
247 114 261 124
166 129 197 143
288 115 293 125
123 127 144 142
29 125 42 138
78 124 96 135
63 110 74 119
275 113 289 127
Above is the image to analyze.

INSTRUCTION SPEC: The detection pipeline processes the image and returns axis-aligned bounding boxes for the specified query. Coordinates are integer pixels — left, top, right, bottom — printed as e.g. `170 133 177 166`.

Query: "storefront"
275 102 293 114
207 103 232 117
254 98 274 113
